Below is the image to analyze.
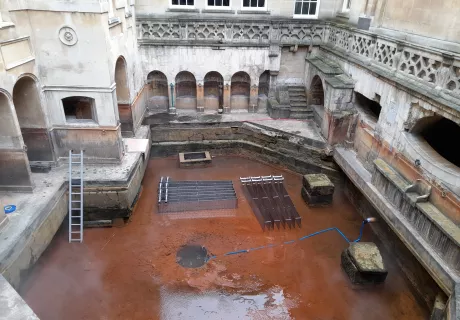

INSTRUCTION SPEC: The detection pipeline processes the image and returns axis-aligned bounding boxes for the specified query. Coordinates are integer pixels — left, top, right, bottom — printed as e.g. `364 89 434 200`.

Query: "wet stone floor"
20 156 428 320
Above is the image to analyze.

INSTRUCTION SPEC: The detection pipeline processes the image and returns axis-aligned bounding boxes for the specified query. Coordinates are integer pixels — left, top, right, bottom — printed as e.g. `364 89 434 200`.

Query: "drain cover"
176 245 208 268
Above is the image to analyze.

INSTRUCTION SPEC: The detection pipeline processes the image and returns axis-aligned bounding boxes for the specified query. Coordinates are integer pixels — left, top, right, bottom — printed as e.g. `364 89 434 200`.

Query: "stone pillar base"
341 242 388 285
248 104 257 113
301 174 334 206
197 106 204 112
301 187 333 207
224 106 231 114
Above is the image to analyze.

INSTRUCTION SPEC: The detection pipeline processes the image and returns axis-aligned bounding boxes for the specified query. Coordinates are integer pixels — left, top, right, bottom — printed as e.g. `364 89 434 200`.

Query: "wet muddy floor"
20 156 428 319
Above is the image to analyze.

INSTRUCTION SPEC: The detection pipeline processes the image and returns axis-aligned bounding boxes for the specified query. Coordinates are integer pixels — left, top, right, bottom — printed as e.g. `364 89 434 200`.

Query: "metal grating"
240 175 301 231
158 177 237 213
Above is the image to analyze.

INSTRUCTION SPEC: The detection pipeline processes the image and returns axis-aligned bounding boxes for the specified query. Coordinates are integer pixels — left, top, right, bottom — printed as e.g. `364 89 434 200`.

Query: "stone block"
302 173 334 196
301 186 333 207
341 242 388 285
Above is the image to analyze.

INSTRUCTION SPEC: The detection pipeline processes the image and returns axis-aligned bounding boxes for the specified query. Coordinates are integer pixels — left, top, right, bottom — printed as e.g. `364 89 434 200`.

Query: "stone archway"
147 71 169 113
231 71 250 111
310 75 324 106
0 90 33 190
175 71 197 110
115 57 132 135
204 71 223 111
12 76 53 162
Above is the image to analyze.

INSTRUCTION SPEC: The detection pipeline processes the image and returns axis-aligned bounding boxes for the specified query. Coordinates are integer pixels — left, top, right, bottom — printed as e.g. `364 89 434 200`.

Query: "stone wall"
135 0 341 19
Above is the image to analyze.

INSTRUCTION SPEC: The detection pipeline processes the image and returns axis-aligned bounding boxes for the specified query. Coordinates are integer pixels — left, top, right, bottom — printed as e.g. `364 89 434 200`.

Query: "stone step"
290 106 313 119
290 112 314 120
289 96 307 102
290 101 308 107
290 106 312 112
288 89 305 93
288 91 306 97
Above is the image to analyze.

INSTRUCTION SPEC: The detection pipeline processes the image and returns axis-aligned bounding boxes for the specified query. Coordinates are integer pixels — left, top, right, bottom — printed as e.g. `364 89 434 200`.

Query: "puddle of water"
160 287 291 320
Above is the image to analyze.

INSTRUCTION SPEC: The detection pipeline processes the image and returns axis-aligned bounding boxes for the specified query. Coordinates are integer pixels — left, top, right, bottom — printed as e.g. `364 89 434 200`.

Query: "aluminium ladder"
68 150 84 243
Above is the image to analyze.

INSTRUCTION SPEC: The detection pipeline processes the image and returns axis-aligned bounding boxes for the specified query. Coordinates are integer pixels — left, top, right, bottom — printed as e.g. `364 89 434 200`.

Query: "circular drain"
176 245 208 268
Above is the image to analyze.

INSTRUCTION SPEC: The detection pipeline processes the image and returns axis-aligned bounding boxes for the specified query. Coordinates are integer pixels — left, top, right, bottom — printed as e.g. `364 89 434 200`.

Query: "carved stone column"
249 85 259 113
197 81 204 112
223 81 231 113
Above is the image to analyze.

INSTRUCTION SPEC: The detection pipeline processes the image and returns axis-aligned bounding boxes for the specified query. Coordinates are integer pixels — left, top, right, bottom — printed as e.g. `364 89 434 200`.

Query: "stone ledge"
0 275 38 320
373 158 460 249
334 147 459 297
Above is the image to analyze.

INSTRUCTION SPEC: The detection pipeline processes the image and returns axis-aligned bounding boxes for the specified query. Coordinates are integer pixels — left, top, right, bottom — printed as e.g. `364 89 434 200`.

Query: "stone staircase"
288 86 314 119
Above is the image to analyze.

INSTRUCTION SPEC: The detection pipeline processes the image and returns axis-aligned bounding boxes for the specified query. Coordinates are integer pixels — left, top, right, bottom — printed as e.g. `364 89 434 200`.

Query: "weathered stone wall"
139 45 272 88
375 0 460 44
278 46 308 86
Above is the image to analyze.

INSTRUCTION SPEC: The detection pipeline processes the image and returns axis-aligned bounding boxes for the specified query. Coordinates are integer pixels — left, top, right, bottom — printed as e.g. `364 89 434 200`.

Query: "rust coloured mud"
20 156 428 319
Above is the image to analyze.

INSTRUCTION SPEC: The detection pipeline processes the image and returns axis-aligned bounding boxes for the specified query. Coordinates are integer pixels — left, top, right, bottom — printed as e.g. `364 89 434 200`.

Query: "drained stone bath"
19 156 429 319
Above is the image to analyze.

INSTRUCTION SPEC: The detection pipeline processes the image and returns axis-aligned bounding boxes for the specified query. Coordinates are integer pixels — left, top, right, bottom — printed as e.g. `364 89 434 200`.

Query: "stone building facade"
0 0 459 317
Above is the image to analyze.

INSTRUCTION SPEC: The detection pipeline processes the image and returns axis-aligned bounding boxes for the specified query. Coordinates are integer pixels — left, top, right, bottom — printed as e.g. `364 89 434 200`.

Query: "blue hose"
205 220 369 263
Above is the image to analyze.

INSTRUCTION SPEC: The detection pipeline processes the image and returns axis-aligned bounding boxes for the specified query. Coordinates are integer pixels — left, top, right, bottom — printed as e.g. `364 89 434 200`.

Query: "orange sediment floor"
20 156 428 320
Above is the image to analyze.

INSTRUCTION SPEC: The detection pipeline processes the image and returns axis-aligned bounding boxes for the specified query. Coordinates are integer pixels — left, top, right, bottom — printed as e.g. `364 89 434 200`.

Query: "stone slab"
302 173 335 196
348 242 387 273
341 248 388 285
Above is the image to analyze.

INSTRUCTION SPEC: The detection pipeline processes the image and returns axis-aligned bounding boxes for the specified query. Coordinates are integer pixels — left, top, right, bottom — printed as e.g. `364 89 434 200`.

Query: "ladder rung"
71 224 81 226
70 231 81 234
71 200 81 203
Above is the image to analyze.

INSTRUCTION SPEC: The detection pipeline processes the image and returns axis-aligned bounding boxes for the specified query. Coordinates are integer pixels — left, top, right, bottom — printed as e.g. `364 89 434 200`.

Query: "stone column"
321 81 357 146
249 85 259 113
196 81 204 112
223 81 231 113
168 83 176 114
268 71 279 98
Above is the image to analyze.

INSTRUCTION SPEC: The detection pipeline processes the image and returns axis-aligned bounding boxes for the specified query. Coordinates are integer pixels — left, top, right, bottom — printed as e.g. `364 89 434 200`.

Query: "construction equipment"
68 150 84 243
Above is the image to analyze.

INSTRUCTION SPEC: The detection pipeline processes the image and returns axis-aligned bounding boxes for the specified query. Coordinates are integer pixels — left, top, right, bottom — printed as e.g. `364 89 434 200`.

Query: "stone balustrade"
137 17 460 106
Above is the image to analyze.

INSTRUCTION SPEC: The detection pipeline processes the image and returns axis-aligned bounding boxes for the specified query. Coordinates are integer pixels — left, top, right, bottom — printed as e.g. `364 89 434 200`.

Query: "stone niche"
301 173 335 206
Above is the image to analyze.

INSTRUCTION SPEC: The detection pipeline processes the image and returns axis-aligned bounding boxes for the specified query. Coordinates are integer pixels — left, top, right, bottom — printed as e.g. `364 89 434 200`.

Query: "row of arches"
146 70 270 111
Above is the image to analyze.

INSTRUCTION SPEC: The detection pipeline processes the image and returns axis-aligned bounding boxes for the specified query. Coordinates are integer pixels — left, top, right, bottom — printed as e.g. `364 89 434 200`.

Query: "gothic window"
293 0 319 18
208 0 230 7
171 0 194 6
342 0 351 12
242 0 266 9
